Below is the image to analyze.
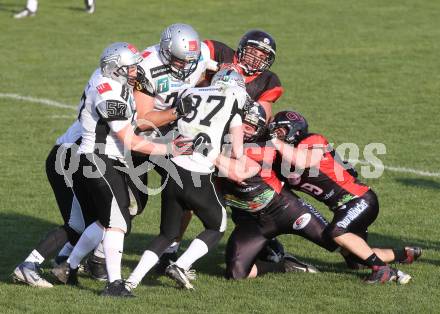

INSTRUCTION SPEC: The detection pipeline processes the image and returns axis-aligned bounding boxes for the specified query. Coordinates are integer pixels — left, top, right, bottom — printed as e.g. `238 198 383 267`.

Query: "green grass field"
1 0 439 313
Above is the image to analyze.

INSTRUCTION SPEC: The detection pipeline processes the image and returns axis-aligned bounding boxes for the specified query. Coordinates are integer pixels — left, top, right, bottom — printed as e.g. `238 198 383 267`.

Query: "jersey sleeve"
257 72 284 103
200 42 218 72
203 40 235 64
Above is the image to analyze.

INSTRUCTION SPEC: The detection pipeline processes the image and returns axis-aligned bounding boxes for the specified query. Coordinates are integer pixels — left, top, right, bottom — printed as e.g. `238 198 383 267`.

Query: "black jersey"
275 134 370 210
221 143 282 212
203 40 283 103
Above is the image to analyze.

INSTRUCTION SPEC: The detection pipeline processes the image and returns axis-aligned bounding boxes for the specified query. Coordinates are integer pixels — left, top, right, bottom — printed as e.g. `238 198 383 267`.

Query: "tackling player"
269 111 422 284
220 103 337 279
204 29 283 120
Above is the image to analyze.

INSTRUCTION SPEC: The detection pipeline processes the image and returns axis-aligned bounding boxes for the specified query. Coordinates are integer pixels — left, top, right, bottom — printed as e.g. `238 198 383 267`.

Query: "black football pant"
225 188 337 279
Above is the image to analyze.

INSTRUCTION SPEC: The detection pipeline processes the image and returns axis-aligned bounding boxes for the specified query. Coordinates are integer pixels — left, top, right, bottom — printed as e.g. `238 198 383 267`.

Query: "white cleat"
12 262 53 288
13 9 36 19
165 264 194 290
396 270 412 285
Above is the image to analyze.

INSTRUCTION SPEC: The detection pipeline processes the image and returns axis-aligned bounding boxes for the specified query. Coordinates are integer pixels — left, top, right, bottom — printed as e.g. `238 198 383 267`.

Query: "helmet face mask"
237 30 276 75
269 111 308 146
242 102 267 143
100 42 142 86
159 23 201 80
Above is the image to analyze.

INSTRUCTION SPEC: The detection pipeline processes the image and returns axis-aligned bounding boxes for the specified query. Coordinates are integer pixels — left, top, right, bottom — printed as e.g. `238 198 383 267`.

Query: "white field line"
1 92 439 179
0 93 76 110
351 159 440 178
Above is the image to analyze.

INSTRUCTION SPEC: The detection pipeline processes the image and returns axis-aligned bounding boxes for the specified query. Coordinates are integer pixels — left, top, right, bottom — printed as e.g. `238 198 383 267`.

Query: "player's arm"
229 113 244 158
270 138 324 168
134 90 178 131
215 154 261 183
97 99 169 155
258 100 273 122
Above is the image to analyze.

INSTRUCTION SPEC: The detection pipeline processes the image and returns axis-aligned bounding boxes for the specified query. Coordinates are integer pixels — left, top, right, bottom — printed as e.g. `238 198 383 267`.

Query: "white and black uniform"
73 69 136 233
146 84 247 256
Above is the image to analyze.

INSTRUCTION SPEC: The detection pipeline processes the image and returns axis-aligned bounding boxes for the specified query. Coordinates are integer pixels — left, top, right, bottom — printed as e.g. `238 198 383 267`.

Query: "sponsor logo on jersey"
142 51 151 58
156 77 169 93
324 189 335 200
189 40 198 52
150 65 171 78
292 213 311 230
97 83 112 94
336 199 368 229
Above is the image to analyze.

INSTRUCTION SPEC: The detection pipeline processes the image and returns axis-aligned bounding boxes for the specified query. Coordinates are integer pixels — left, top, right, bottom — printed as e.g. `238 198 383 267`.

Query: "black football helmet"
268 111 308 146
243 102 267 142
237 29 276 75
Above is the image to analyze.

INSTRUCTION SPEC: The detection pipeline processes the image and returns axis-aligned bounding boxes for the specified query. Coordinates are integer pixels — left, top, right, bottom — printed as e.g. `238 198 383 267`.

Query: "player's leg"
13 145 77 287
165 172 226 289
126 168 184 291
325 190 410 284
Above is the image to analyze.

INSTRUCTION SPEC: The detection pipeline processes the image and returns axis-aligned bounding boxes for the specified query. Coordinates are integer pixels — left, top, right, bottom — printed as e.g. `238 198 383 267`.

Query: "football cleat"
101 280 135 297
85 254 108 281
51 261 78 285
365 265 398 284
396 269 412 285
12 262 53 288
155 252 178 275
13 8 36 19
165 264 194 290
400 247 422 264
84 0 95 14
283 254 319 273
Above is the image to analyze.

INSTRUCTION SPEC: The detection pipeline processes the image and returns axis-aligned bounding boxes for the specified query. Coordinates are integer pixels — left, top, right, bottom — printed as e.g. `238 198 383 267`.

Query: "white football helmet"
211 68 246 89
100 42 142 86
159 23 201 80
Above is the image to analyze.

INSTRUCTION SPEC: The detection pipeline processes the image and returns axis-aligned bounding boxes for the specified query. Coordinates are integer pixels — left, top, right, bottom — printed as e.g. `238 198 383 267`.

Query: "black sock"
392 248 406 262
254 259 285 276
35 227 68 259
364 253 386 267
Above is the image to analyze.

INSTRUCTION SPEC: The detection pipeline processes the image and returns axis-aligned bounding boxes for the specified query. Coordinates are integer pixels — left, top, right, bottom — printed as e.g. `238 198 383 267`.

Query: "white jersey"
172 85 247 173
137 42 218 111
77 69 135 159
55 120 82 147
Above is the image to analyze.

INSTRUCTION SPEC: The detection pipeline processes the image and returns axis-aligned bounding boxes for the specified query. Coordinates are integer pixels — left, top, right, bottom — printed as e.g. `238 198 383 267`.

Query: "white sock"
93 241 105 259
164 241 180 254
24 249 44 265
103 230 125 283
27 0 38 12
175 238 208 270
58 242 74 257
127 250 159 287
67 222 104 269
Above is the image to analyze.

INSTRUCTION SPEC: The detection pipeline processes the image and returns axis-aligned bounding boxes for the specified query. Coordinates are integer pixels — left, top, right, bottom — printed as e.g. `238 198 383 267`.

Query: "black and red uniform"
221 143 337 279
275 134 379 240
203 40 283 104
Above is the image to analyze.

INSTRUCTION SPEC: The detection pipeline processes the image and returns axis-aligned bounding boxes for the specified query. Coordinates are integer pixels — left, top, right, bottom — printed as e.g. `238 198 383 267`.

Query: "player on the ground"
268 111 422 284
50 42 179 297
12 122 84 288
204 29 282 120
124 68 254 292
220 103 337 279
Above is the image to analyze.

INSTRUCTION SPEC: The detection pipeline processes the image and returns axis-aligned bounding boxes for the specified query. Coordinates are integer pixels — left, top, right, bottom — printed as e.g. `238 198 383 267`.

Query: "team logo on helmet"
263 37 270 45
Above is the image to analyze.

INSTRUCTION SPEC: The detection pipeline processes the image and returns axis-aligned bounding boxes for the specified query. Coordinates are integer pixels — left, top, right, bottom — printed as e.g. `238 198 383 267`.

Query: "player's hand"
175 94 193 118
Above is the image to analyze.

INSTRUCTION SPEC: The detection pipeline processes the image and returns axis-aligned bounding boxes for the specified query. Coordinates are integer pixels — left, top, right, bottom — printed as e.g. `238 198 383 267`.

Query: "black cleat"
283 254 319 273
400 247 422 264
86 254 108 281
51 261 78 285
101 280 135 297
165 264 194 290
155 252 177 274
365 265 400 284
